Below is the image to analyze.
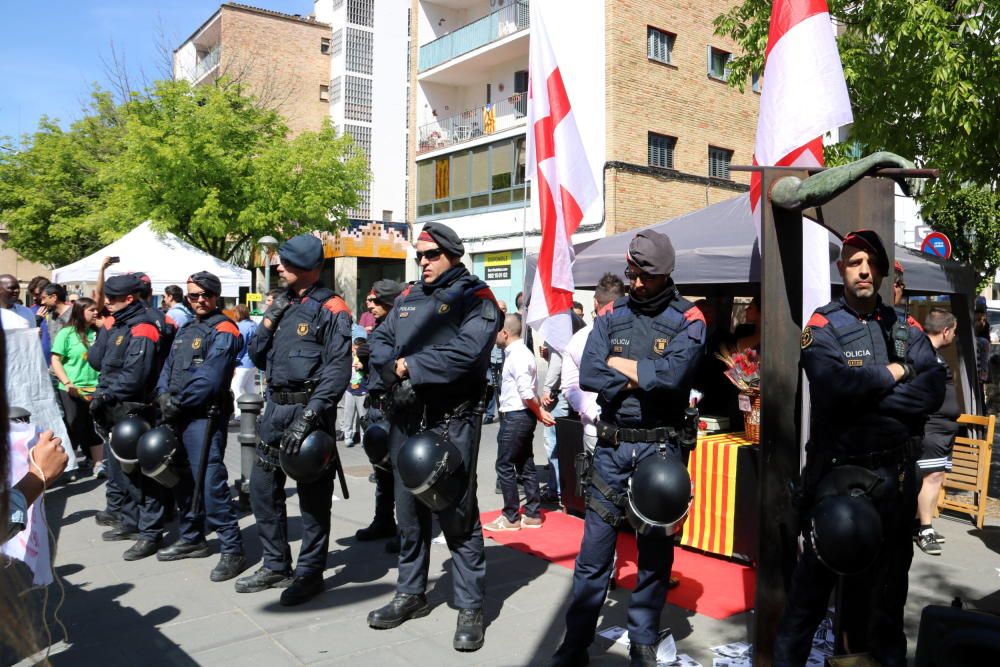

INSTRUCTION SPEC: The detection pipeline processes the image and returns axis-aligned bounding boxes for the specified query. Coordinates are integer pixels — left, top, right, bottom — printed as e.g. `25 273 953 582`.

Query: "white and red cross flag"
750 0 853 217
524 3 598 353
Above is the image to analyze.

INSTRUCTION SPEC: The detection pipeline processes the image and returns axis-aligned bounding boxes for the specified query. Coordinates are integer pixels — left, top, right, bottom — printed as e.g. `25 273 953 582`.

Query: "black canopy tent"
568 194 974 296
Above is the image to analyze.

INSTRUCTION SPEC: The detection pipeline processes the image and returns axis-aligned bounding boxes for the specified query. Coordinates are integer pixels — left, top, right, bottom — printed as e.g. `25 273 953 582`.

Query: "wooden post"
753 174 895 665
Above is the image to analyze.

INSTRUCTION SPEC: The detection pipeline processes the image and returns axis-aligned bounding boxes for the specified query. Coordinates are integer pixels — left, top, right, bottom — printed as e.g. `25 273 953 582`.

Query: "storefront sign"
484 251 512 286
246 292 262 304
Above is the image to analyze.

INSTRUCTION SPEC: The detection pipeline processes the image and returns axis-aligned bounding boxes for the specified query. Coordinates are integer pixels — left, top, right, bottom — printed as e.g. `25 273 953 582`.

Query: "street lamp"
258 235 279 293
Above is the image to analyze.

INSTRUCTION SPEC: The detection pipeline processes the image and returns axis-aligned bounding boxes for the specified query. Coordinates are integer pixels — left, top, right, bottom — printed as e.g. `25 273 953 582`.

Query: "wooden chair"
936 413 996 529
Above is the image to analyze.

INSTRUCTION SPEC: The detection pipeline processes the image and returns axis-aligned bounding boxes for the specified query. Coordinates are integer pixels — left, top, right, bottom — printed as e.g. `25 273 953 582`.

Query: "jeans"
543 396 568 496
339 392 366 441
496 409 540 523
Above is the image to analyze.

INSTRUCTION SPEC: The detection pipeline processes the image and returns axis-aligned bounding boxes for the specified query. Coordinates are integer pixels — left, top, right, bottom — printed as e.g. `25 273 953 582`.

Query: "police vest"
392 274 495 403
812 301 897 368
267 286 349 389
165 311 239 401
99 304 160 401
603 294 698 427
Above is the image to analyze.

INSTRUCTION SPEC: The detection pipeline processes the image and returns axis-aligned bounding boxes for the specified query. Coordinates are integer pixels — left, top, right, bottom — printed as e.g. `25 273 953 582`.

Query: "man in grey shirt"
540 343 568 502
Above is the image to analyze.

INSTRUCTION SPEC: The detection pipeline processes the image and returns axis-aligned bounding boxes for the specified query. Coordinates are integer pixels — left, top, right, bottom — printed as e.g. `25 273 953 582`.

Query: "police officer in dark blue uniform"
550 230 706 667
235 234 353 606
89 274 168 561
154 271 247 582
774 230 945 667
366 222 501 652
355 279 405 546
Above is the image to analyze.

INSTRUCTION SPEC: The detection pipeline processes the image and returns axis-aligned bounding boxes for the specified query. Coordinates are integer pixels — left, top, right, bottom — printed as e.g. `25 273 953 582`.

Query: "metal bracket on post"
237 393 264 495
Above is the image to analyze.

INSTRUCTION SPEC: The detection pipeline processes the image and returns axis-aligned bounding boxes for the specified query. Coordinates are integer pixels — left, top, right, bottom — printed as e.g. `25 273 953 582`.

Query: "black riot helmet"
397 430 465 512
809 494 883 575
626 453 692 537
137 426 183 488
363 421 391 471
280 430 335 483
109 415 151 473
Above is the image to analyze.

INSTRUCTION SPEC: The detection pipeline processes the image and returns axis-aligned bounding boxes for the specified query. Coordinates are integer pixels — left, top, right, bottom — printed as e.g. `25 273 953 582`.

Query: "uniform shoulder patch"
473 286 497 303
130 322 160 342
323 296 351 316
907 315 924 332
103 316 115 330
807 313 829 328
801 327 814 349
684 306 706 324
400 286 412 298
214 320 241 337
165 314 177 328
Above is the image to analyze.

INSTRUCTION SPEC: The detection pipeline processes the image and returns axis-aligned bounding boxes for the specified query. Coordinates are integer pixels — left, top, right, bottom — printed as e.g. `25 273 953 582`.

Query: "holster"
256 442 281 472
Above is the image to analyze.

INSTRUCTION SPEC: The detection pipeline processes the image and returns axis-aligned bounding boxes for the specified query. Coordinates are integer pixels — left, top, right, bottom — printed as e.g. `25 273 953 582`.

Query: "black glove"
263 293 291 327
89 393 108 420
280 408 319 455
157 392 181 423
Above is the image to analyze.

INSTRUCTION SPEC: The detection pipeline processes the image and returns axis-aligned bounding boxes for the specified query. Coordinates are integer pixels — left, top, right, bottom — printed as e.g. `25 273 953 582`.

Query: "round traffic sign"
920 232 952 259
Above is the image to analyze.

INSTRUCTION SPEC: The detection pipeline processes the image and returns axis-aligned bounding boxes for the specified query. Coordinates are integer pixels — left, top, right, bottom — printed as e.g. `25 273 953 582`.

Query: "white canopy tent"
52 221 251 297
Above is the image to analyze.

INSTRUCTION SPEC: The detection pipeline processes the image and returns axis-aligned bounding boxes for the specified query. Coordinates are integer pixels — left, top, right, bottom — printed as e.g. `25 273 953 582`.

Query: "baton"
192 405 219 516
461 387 488 526
330 438 350 500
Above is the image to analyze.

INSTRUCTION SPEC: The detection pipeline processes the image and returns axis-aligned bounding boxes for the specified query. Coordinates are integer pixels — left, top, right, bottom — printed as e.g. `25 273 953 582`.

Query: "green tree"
715 0 999 276
104 79 368 262
0 91 125 267
925 186 1000 291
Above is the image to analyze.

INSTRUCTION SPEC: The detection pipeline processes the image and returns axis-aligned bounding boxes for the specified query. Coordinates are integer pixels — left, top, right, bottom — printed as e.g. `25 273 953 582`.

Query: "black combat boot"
367 593 431 629
629 643 657 667
453 608 484 651
94 510 121 527
547 645 589 667
102 525 139 541
279 572 324 606
210 554 247 582
156 540 211 561
355 519 397 541
234 566 293 593
123 538 161 561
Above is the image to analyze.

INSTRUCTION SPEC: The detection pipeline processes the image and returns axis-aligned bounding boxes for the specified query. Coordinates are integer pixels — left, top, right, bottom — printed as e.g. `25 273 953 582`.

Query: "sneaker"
483 515 521 532
520 515 543 529
932 529 946 544
916 530 942 556
93 462 106 479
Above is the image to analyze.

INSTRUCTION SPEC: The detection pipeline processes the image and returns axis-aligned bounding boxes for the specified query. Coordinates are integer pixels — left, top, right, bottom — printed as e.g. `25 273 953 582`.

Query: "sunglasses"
624 267 656 281
414 248 446 263
187 291 213 301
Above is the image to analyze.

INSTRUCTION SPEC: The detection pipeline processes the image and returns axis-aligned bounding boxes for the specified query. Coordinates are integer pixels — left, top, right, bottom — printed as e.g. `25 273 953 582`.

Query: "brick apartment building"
408 0 758 303
174 3 332 136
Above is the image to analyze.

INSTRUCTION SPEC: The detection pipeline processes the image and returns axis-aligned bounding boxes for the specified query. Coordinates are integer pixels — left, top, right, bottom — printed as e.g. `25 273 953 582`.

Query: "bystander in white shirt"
499 338 539 414
562 324 600 451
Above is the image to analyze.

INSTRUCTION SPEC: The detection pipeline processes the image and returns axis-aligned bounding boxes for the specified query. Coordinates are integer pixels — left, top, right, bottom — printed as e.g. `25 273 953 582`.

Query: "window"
320 37 331 55
330 76 342 104
347 0 374 27
319 84 330 102
345 27 373 75
648 133 676 170
647 27 675 65
344 124 371 162
344 76 372 121
709 146 733 180
708 46 731 81
751 70 761 93
416 137 531 218
331 29 343 56
382 210 393 222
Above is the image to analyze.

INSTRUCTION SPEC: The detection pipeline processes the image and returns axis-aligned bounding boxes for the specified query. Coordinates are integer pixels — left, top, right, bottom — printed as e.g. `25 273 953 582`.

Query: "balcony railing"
419 1 529 73
417 93 527 155
192 45 221 81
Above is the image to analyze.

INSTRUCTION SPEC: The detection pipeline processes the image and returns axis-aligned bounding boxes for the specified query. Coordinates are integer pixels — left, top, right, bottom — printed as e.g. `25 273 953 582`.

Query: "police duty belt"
269 383 314 406
257 441 281 471
596 420 676 446
829 442 911 470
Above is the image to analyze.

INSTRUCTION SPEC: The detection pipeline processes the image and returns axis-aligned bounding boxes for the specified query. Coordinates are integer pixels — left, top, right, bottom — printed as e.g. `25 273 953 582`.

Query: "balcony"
419 1 529 73
418 93 527 155
192 45 220 82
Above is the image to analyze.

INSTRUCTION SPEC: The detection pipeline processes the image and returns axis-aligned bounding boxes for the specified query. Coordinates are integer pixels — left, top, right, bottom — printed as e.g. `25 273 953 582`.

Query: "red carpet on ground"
481 509 755 620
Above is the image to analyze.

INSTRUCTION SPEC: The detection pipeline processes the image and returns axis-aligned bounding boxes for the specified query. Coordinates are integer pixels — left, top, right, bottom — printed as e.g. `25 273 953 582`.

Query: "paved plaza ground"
13 420 1000 666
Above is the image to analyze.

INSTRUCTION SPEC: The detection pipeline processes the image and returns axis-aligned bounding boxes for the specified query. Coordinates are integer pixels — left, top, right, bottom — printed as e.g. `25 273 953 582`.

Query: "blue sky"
0 1 314 143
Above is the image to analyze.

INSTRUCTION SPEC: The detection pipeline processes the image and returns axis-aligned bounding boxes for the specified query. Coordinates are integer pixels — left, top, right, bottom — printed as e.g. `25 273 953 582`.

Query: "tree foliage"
925 186 1000 291
715 0 999 279
0 91 125 267
1 78 369 268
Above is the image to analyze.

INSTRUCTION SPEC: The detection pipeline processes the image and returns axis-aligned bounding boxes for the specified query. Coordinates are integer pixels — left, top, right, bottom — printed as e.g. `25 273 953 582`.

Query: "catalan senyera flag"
524 4 598 353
